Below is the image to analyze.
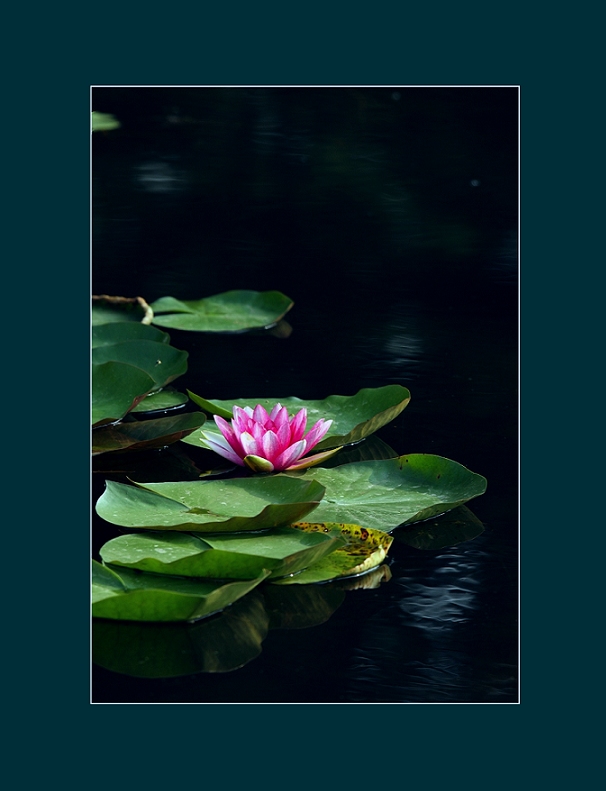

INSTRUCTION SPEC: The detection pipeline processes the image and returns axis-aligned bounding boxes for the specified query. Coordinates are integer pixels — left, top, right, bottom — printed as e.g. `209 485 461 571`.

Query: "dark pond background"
92 86 518 703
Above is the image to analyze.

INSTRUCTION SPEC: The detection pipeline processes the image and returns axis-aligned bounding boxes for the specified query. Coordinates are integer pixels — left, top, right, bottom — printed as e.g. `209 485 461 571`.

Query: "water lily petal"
285 446 343 470
199 431 245 466
232 405 253 431
273 439 307 470
276 421 291 450
269 403 283 421
303 418 333 451
262 429 280 461
290 408 307 443
214 415 232 435
252 421 266 446
201 402 336 475
273 405 290 430
239 431 259 457
200 429 236 453
253 404 270 425
214 415 245 456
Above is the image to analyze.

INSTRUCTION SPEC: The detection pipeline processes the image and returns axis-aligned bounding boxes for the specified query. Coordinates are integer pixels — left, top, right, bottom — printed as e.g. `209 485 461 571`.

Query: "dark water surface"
92 86 519 703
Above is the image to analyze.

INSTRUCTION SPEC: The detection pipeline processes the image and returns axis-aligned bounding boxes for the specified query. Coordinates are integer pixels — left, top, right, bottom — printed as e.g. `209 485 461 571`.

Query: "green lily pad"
92 331 188 426
93 592 270 676
296 455 487 532
92 412 206 455
92 321 170 348
95 476 326 533
92 340 188 389
92 559 270 622
131 388 189 413
92 560 126 594
99 526 345 580
183 385 411 451
92 361 156 426
271 522 394 584
149 290 294 332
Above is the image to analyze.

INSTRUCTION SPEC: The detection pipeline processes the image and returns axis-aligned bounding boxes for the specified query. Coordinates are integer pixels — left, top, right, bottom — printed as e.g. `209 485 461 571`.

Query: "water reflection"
489 228 518 285
134 159 189 194
340 534 518 702
397 549 483 632
93 592 269 678
92 578 350 680
358 303 427 383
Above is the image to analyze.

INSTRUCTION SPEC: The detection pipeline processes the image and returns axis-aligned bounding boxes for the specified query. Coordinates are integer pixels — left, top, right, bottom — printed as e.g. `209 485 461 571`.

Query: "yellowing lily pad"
271 522 394 584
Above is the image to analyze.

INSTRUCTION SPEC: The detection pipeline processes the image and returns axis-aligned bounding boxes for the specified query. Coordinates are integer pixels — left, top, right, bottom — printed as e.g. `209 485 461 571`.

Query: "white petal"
199 431 245 466
240 431 258 456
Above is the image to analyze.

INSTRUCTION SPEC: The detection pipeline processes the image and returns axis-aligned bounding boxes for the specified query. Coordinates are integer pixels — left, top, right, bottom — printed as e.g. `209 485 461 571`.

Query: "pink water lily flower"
199 403 341 472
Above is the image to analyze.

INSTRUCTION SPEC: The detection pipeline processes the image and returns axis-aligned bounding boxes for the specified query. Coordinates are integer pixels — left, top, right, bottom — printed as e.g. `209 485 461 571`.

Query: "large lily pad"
95 476 326 533
271 522 394 584
92 560 270 622
183 385 411 451
99 526 346 580
149 290 294 332
92 412 206 455
296 455 487 532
